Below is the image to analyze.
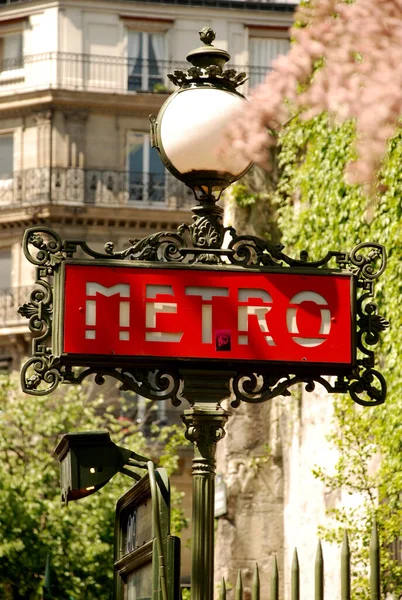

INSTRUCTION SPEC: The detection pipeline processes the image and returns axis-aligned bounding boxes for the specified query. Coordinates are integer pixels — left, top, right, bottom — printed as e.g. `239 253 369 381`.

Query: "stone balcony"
0 53 272 97
0 167 194 210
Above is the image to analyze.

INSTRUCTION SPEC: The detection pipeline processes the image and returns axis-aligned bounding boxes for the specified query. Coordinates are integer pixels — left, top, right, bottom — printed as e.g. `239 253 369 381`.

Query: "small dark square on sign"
216 330 231 351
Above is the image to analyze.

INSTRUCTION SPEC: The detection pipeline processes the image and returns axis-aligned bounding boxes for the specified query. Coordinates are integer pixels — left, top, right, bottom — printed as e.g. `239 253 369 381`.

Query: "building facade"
0 0 296 592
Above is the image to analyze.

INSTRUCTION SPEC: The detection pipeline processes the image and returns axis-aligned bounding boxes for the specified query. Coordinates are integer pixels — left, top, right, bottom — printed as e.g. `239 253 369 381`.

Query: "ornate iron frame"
17 30 388 410
19 188 388 408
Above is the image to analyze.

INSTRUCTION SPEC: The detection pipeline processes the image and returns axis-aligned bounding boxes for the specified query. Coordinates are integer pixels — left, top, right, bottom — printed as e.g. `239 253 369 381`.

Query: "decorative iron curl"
230 372 330 407
347 242 386 281
105 231 186 263
22 227 64 272
18 280 52 340
356 291 389 366
126 367 184 406
21 355 62 396
347 368 386 407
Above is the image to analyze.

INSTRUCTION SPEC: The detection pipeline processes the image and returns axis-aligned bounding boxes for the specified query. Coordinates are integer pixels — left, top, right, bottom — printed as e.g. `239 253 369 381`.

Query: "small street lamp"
53 431 150 503
54 431 175 600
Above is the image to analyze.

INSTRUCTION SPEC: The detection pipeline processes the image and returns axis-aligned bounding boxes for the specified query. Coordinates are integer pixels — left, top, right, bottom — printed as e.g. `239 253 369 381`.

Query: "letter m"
85 283 130 341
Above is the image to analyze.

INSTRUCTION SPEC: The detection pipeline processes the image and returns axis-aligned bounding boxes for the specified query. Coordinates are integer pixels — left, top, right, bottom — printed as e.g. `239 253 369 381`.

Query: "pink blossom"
231 0 402 185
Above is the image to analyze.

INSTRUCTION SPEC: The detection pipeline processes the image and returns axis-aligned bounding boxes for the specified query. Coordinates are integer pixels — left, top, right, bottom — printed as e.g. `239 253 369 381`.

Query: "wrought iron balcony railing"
0 168 194 209
0 52 271 95
0 285 31 326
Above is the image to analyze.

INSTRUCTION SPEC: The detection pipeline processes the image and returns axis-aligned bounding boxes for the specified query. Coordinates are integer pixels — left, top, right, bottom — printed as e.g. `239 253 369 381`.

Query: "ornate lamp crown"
167 27 247 90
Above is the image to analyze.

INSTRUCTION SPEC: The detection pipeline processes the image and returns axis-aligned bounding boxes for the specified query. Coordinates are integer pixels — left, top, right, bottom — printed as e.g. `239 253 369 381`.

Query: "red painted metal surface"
63 265 353 365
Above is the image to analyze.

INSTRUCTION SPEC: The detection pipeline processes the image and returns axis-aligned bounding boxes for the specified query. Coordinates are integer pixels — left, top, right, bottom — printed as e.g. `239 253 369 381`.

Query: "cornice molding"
0 88 167 118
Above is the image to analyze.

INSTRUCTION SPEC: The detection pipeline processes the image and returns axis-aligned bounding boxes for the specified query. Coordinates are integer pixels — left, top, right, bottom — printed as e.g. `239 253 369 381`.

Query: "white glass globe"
158 87 251 186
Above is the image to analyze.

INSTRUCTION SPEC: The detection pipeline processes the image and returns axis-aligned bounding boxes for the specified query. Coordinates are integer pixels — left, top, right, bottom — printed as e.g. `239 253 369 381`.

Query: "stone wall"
215 398 284 598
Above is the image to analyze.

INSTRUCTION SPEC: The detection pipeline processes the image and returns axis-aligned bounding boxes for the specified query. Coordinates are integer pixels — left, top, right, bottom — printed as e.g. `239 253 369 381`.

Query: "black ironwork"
0 52 272 96
18 183 389 407
16 27 388 410
0 167 193 209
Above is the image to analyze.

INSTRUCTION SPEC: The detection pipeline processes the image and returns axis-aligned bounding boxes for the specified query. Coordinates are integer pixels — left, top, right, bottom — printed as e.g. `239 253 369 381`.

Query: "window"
249 34 290 87
0 135 14 206
0 33 23 71
0 249 11 290
127 31 167 92
127 132 165 203
0 135 13 178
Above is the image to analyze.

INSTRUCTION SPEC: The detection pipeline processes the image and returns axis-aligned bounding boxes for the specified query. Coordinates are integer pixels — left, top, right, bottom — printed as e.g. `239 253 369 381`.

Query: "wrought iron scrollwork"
62 366 184 406
344 242 386 281
106 231 186 263
22 227 64 272
20 355 62 396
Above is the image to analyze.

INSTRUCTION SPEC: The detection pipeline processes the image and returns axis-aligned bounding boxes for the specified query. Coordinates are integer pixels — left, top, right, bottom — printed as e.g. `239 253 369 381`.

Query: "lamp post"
149 29 253 600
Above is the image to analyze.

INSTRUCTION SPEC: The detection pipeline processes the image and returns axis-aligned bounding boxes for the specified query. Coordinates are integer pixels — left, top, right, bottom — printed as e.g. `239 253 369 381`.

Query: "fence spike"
291 548 300 600
271 555 279 600
235 569 243 600
219 577 226 600
252 563 260 600
341 529 351 600
315 540 324 600
370 519 380 600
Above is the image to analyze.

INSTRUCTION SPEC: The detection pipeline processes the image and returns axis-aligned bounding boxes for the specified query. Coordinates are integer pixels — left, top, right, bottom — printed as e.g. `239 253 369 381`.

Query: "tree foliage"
274 112 402 597
0 377 188 599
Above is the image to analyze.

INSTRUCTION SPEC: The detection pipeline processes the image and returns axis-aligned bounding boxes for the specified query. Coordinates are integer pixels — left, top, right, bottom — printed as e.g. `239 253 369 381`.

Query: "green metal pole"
219 578 226 600
291 549 300 600
181 369 231 600
271 556 279 600
252 564 260 600
341 530 351 600
315 540 324 600
235 570 243 600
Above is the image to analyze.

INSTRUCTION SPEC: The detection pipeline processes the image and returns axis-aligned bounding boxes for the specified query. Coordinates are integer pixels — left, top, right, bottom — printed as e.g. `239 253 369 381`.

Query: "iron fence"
218 524 381 599
0 52 271 95
0 167 194 209
0 285 31 325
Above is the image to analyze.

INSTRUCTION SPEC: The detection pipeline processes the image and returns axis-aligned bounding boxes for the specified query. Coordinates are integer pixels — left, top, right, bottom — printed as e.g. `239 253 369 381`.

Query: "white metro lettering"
85 283 130 341
238 288 275 346
82 280 333 351
145 284 183 342
185 286 229 343
286 291 331 348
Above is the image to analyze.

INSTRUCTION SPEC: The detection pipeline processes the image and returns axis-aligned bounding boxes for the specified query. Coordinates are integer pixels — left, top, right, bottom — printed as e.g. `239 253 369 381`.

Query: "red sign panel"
62 265 353 365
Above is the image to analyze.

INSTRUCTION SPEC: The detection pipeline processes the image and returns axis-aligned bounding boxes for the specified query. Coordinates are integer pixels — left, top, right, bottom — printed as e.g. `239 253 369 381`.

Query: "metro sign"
59 263 354 370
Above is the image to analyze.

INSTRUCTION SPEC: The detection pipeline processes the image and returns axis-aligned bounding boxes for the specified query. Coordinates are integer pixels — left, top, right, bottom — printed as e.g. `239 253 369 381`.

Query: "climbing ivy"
275 113 402 598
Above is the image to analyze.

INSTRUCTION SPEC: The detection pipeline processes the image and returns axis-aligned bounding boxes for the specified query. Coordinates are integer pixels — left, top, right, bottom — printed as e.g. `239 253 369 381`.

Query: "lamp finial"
199 27 216 46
